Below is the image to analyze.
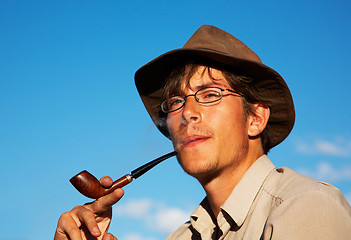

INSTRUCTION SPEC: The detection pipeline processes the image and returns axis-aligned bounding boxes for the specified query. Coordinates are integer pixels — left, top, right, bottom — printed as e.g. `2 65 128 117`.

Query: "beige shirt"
167 155 351 239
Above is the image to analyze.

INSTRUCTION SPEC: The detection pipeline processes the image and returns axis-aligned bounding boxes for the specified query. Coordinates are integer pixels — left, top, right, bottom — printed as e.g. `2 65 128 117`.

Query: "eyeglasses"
159 87 242 113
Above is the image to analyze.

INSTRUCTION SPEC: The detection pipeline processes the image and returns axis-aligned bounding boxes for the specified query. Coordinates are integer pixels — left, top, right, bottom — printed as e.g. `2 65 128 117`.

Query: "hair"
161 59 272 154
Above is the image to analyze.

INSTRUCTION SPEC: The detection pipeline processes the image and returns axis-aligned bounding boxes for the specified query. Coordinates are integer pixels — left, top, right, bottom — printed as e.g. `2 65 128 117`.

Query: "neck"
200 146 263 217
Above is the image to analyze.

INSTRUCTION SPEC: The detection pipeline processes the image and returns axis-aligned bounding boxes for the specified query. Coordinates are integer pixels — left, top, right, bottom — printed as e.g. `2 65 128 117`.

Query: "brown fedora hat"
135 25 295 149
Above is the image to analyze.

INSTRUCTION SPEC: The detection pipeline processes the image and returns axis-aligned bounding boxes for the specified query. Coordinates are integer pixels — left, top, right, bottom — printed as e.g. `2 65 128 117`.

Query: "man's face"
166 66 251 183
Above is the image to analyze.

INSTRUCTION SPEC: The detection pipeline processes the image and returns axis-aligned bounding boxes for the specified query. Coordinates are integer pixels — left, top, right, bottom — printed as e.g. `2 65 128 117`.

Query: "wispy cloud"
121 233 158 240
115 198 153 219
114 198 192 235
293 136 351 157
298 162 351 183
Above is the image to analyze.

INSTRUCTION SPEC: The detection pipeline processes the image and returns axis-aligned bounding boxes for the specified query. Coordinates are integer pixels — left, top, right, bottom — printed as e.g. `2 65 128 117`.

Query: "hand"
54 176 123 240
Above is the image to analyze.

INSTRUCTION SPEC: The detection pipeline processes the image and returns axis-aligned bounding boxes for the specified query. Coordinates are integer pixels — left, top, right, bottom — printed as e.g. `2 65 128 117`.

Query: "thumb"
100 176 113 188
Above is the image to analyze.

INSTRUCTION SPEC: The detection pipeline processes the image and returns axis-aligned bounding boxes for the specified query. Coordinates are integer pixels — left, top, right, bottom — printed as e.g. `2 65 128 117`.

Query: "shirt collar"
189 155 275 231
190 197 216 233
221 155 275 226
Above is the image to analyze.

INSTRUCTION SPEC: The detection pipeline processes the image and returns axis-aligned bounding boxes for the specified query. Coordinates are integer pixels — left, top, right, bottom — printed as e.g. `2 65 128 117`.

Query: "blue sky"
1 1 350 240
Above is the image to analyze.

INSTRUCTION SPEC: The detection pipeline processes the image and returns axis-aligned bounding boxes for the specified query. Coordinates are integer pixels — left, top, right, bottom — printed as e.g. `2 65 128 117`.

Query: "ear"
247 104 270 137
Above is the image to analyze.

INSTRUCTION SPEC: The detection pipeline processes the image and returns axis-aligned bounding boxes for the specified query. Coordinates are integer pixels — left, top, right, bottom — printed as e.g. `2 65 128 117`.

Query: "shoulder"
265 167 350 204
262 167 351 239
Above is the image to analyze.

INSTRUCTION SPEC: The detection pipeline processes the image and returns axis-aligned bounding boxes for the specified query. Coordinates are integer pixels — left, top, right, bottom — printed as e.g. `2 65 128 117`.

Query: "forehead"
180 66 230 92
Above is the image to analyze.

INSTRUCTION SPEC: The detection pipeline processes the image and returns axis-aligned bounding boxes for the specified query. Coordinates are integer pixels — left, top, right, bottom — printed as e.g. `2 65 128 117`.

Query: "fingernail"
92 226 100 234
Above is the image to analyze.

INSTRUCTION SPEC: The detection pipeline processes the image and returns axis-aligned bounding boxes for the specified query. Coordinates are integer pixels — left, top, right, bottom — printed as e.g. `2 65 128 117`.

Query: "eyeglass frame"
158 86 243 113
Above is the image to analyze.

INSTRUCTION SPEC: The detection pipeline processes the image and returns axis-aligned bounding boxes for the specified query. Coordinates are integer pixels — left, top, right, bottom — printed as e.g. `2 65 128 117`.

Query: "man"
55 25 351 239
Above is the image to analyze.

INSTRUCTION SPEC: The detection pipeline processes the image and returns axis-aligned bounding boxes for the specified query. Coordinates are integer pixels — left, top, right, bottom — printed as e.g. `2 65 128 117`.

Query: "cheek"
166 114 179 138
166 115 191 166
216 108 248 141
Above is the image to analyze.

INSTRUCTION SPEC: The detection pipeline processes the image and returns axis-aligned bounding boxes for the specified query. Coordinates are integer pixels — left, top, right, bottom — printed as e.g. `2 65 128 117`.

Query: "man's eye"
201 91 220 100
168 98 183 108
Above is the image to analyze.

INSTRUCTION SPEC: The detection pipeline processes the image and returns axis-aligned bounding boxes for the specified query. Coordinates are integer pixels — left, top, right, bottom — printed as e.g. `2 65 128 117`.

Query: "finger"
103 233 118 240
90 188 124 214
100 176 113 188
54 212 82 240
74 206 102 237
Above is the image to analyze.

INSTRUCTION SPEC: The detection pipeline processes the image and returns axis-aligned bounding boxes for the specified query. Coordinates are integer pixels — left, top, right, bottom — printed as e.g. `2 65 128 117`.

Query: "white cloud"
154 206 191 233
294 136 351 157
298 162 351 182
114 198 192 235
122 233 158 240
116 198 153 219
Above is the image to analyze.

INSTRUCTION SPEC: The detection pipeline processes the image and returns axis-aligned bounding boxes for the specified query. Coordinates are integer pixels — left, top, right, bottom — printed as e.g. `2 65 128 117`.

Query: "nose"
181 96 201 125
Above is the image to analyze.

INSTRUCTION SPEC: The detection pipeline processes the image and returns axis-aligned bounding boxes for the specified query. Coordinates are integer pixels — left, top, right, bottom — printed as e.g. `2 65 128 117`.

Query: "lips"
180 135 211 148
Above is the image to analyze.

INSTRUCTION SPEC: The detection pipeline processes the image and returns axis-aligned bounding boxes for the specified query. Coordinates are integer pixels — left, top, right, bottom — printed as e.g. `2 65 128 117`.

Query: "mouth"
180 135 211 148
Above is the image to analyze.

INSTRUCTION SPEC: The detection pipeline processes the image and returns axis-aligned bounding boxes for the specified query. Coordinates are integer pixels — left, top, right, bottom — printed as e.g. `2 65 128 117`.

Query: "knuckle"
72 204 92 215
59 211 72 221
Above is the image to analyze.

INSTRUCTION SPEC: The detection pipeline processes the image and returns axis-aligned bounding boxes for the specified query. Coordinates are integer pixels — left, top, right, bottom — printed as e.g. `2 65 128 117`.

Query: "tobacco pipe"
70 151 177 199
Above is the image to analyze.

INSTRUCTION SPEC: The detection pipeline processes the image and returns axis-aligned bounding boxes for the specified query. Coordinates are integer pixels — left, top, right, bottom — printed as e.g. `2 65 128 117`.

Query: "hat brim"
135 48 295 149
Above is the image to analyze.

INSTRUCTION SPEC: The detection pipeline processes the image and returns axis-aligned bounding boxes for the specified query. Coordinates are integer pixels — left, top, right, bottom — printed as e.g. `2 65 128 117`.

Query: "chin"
177 150 217 177
178 147 207 164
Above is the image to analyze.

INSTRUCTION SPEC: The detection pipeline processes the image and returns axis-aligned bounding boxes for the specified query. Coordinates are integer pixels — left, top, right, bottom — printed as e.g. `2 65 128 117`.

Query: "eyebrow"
189 82 227 92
